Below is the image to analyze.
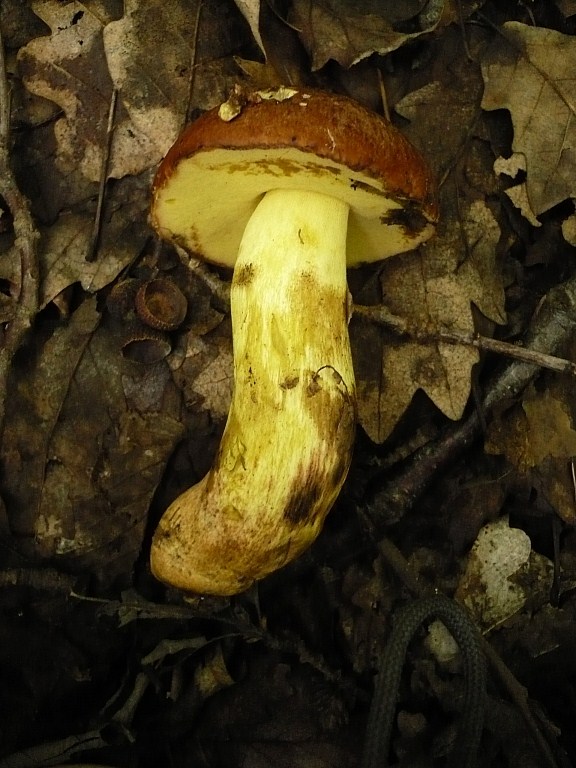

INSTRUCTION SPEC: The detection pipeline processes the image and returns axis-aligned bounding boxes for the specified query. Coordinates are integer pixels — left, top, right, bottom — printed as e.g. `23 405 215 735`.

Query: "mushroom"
150 87 438 595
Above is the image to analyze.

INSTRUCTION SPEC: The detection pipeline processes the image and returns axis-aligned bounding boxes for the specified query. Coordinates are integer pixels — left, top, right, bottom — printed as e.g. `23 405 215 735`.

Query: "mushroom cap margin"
151 88 438 268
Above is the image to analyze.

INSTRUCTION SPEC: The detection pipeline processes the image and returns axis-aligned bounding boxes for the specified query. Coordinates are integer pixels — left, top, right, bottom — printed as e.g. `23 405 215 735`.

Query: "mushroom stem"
151 188 357 595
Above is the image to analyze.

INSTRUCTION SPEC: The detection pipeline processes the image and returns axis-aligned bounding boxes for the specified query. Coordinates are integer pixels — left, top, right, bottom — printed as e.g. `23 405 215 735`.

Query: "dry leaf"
486 388 576 469
103 0 250 151
0 299 184 584
493 154 542 227
18 1 162 180
481 22 576 217
18 0 239 183
191 656 355 766
0 176 150 309
41 197 148 306
233 57 285 89
233 0 266 56
184 338 234 422
557 0 576 18
456 517 553 631
103 0 199 157
485 386 576 525
172 327 233 423
562 211 576 245
352 42 505 442
354 198 505 442
289 0 443 70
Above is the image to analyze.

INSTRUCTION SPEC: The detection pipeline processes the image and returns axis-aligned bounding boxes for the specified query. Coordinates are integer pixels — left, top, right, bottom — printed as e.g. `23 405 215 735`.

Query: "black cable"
361 594 487 768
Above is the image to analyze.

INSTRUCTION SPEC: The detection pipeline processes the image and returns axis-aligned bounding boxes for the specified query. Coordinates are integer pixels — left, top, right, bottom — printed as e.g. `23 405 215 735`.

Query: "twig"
185 271 576 380
377 68 391 122
0 23 40 431
177 246 231 311
354 303 576 377
175 248 576 401
367 272 576 525
184 1 203 124
86 86 118 263
0 730 107 768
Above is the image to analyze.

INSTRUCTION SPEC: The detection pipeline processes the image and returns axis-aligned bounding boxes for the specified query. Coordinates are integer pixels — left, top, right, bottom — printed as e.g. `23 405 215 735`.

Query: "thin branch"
86 87 118 263
177 260 576 380
377 68 391 122
184 1 203 125
354 303 576 376
367 272 576 525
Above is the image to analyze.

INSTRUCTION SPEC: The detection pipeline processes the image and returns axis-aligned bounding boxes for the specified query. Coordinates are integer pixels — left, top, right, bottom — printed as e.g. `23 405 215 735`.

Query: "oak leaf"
18 0 164 180
354 199 504 442
289 0 443 70
350 43 505 443
102 0 200 160
481 22 576 217
485 386 576 525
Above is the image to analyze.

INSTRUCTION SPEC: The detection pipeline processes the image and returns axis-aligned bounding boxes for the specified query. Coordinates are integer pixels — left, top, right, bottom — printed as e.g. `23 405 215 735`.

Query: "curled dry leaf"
485 385 576 525
481 22 576 218
289 0 444 70
233 0 265 56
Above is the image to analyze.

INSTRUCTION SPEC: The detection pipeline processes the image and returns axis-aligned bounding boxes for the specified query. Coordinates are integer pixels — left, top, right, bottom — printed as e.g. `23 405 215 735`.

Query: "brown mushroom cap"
151 87 438 267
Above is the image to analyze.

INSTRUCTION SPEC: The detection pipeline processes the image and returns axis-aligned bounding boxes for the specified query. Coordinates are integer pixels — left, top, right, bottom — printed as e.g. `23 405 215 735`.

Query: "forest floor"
0 1 575 766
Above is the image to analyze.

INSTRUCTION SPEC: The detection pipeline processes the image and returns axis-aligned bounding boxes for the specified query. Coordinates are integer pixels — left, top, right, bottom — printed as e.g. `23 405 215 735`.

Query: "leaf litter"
0 1 575 766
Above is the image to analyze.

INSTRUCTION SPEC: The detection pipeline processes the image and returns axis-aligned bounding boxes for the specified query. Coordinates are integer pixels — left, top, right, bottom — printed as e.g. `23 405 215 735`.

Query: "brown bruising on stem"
234 262 256 287
284 367 356 526
151 362 356 595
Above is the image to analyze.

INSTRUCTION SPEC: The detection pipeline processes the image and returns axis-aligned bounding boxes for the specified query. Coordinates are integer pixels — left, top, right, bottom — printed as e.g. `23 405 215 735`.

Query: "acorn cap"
135 278 188 331
120 323 172 364
151 87 438 268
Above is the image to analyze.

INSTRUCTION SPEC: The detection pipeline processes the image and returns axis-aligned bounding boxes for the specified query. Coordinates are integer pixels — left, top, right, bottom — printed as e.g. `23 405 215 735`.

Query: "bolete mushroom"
150 87 437 595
